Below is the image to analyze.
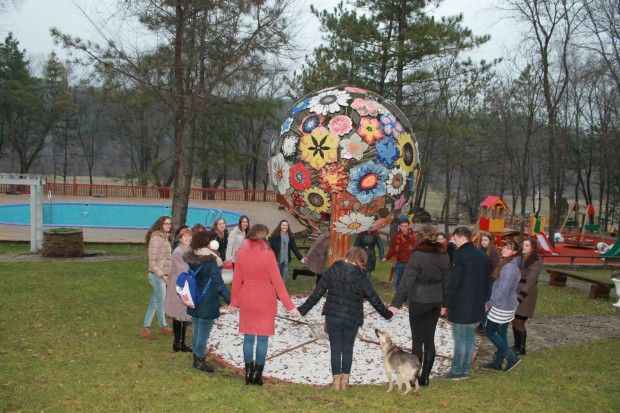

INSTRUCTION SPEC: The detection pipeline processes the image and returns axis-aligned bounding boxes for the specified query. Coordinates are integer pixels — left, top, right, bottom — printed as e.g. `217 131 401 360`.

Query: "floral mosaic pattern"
268 85 420 234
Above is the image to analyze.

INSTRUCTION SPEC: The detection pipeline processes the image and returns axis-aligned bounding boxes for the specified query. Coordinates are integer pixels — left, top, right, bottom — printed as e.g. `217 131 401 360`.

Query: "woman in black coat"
390 224 451 387
268 220 304 283
297 247 394 391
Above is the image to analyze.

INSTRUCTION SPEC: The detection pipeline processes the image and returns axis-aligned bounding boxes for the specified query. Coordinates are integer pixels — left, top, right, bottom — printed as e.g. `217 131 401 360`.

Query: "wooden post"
328 192 350 266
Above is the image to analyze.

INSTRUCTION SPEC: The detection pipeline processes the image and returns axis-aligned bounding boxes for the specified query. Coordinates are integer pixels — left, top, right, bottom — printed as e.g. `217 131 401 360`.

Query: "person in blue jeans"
382 218 416 288
297 247 395 391
184 231 231 373
444 226 491 380
483 240 522 372
268 220 304 283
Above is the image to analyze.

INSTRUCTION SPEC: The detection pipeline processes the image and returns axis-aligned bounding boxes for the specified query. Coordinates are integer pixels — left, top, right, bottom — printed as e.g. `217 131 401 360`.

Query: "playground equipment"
472 196 510 246
600 238 620 262
559 201 605 247
528 213 559 255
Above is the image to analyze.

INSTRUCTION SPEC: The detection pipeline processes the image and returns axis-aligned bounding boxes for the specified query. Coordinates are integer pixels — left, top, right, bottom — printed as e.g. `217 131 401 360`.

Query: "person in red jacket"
382 218 417 288
228 224 300 386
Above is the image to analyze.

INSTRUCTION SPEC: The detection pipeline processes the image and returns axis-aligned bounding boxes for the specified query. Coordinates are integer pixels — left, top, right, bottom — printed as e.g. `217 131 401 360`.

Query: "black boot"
418 352 435 386
292 268 299 281
180 321 192 352
193 354 214 373
252 364 264 385
514 329 527 355
245 361 255 385
172 319 182 352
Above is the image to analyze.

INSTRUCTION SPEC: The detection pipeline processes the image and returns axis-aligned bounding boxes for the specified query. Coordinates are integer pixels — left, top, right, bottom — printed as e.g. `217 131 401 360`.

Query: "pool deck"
0 194 307 243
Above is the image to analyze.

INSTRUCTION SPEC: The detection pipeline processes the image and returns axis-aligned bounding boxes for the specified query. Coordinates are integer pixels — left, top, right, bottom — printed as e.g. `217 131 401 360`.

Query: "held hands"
301 257 307 264
228 305 238 314
288 308 301 318
387 305 398 316
381 258 387 263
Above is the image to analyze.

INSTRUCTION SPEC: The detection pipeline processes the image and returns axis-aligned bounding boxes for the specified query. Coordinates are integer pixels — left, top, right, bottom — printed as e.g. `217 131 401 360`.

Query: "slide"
536 232 559 255
600 238 620 259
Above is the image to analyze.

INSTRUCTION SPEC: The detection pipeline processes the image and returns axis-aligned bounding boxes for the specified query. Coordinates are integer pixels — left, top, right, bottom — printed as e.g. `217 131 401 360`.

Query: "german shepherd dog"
375 329 420 394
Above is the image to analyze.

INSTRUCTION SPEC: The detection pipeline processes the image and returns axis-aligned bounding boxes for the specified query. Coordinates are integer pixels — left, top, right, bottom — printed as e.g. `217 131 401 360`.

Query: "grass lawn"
1 243 619 412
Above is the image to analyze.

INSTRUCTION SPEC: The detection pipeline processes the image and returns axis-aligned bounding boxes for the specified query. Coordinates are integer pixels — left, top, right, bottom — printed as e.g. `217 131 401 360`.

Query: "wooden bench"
546 268 614 299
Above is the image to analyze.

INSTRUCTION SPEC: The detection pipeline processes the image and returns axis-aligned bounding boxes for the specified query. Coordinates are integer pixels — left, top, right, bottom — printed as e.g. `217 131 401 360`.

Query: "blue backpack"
175 265 212 309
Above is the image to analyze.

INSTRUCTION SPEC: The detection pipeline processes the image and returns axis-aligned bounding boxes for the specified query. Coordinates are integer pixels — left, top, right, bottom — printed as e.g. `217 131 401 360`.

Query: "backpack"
176 265 212 309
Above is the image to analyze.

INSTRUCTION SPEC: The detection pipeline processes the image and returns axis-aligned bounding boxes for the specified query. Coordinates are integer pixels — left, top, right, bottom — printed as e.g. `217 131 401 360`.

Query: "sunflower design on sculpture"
396 132 416 174
333 212 375 235
303 187 331 213
308 89 351 116
357 117 384 145
299 127 340 170
346 160 388 204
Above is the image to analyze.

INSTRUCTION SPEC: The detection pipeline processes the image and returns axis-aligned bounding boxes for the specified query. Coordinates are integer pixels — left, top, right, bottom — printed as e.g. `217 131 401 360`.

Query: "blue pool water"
0 203 243 229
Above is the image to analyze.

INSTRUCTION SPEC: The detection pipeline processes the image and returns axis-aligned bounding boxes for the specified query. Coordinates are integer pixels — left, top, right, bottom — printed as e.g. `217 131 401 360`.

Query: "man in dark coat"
444 226 491 379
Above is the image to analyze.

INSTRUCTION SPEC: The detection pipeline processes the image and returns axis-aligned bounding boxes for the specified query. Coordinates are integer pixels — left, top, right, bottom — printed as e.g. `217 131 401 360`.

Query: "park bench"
546 268 614 299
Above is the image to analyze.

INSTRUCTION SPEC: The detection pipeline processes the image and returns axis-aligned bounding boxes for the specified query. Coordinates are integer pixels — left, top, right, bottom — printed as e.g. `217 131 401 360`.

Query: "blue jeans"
484 319 516 361
450 322 477 376
243 334 269 365
278 261 290 283
393 261 407 287
143 272 167 328
326 315 359 375
192 317 214 358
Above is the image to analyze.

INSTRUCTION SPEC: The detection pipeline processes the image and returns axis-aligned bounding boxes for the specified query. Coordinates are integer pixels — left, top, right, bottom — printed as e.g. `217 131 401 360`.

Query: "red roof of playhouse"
480 196 510 212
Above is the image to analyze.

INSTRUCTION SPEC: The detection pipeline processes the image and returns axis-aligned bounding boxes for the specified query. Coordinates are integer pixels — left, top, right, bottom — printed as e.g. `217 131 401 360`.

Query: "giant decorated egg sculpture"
269 85 420 262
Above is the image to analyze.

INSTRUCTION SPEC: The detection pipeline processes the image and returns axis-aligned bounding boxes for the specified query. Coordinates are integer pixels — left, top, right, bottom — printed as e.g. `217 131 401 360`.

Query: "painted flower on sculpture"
338 192 358 211
291 98 310 115
375 138 400 169
328 115 353 136
299 127 340 170
351 98 378 116
289 162 312 191
386 167 408 196
345 86 367 94
269 153 290 194
396 132 416 173
360 195 385 215
281 135 299 158
374 101 390 115
379 113 404 139
339 133 368 161
346 160 388 204
292 191 305 208
318 163 349 193
303 187 331 213
357 117 384 145
394 194 407 210
333 212 375 235
308 89 351 116
298 114 325 134
281 117 293 134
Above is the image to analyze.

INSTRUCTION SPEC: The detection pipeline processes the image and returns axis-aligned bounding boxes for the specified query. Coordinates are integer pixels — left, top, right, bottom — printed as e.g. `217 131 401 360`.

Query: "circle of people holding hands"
141 214 540 390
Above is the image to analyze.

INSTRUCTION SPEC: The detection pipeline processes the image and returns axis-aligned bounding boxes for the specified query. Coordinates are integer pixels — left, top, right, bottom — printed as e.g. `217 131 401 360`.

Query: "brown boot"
332 374 343 391
340 374 350 391
140 327 155 340
160 326 173 336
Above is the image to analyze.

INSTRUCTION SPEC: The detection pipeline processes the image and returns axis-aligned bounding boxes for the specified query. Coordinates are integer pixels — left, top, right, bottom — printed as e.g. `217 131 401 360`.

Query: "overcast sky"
0 0 520 75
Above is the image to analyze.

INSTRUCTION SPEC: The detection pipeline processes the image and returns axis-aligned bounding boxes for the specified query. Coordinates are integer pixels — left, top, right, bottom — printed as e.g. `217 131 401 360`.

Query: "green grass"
1 251 619 412
0 241 146 256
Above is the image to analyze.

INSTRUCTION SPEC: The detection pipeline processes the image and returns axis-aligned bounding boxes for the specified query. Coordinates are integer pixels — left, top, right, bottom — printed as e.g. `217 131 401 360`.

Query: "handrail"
540 254 618 268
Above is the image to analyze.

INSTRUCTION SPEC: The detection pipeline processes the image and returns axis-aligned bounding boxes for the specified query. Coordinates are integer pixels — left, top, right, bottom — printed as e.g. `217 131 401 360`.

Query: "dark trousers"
409 302 441 360
326 315 359 375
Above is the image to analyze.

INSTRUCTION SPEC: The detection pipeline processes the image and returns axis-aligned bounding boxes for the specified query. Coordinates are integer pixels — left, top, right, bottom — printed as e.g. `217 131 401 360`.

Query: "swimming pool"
0 203 243 229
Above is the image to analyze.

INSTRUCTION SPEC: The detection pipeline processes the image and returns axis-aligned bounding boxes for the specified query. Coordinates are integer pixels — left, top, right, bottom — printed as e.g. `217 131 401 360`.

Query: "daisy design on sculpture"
328 115 353 136
318 163 349 193
333 212 375 235
269 153 291 194
346 160 388 204
299 126 340 170
379 113 405 139
281 117 293 134
351 98 379 116
396 132 416 174
289 162 312 191
281 135 299 158
357 117 384 145
308 89 351 116
303 187 331 214
386 167 408 196
298 114 325 135
339 133 368 161
291 98 310 115
375 138 400 169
